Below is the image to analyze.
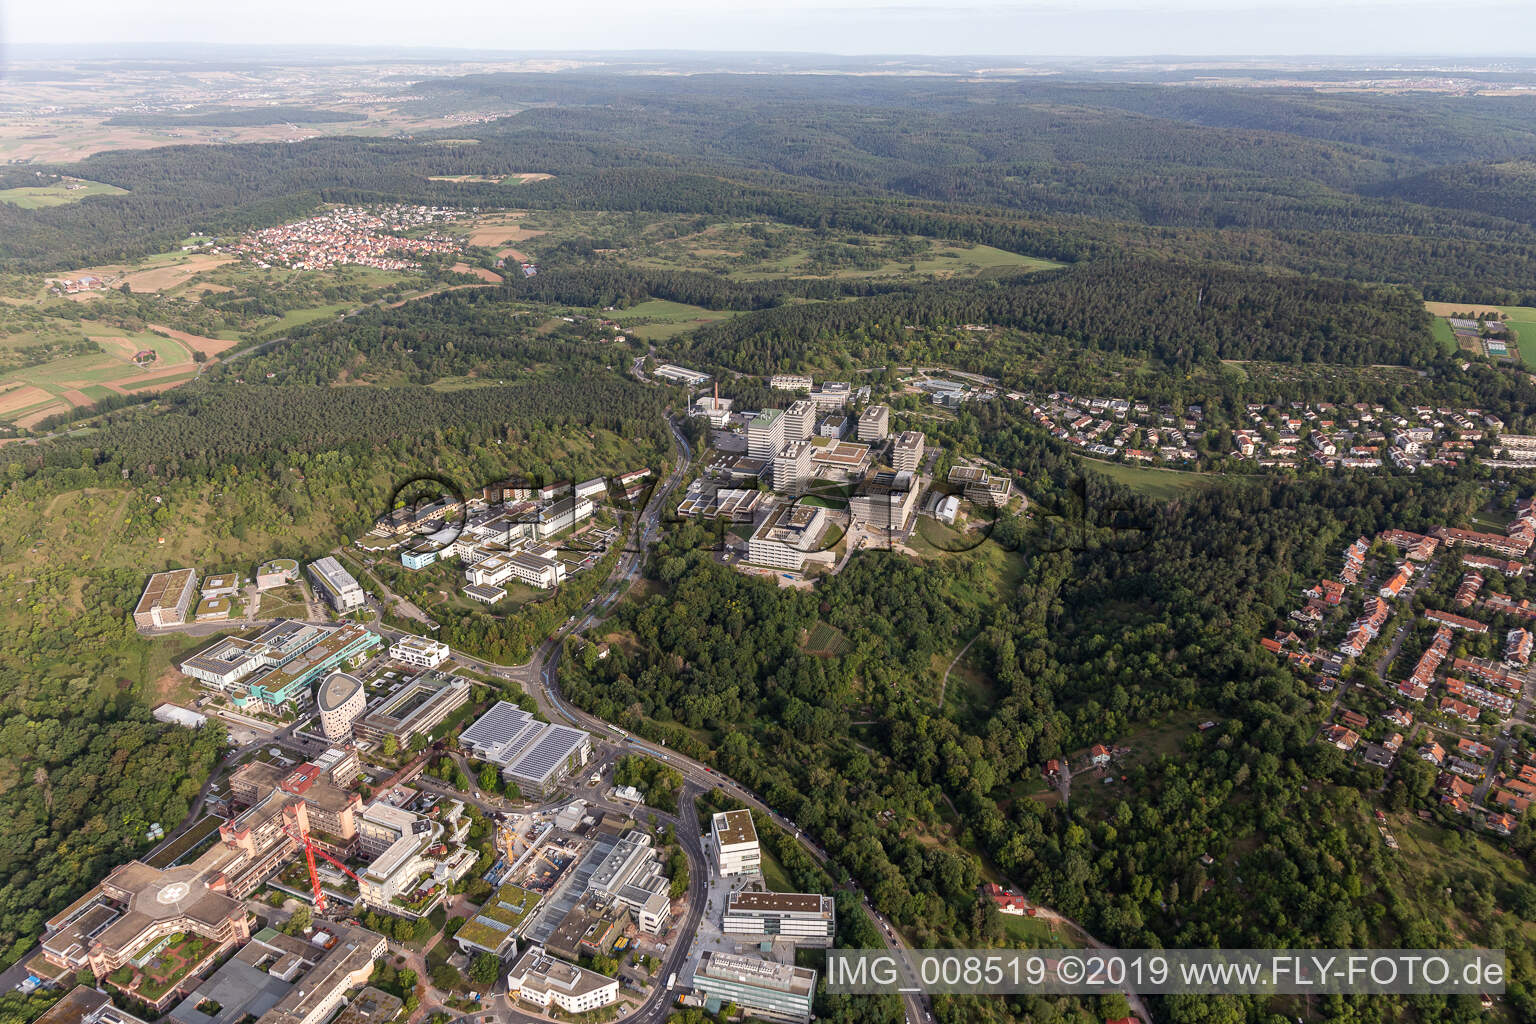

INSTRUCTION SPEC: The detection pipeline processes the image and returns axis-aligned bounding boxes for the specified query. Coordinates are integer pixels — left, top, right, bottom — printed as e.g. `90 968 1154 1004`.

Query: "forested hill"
0 380 668 483
675 260 1436 373
6 74 1536 301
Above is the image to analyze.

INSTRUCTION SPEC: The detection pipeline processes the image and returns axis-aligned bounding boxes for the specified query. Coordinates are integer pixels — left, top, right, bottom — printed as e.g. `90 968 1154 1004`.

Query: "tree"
469 952 500 986
282 905 311 935
382 734 399 757
479 763 500 794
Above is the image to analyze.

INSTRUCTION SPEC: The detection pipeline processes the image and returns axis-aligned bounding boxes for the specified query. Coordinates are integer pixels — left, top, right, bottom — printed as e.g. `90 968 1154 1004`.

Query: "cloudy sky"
5 0 1536 57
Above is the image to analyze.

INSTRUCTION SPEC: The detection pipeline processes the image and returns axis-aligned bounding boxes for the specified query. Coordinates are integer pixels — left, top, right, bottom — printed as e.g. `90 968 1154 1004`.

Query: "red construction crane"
281 813 360 914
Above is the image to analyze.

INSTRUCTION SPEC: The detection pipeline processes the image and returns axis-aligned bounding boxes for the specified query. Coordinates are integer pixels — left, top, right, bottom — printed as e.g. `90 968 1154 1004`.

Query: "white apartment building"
712 809 761 876
748 409 786 462
857 404 890 442
772 440 814 496
505 946 618 1015
892 430 925 473
770 374 813 392
389 635 450 669
783 399 817 442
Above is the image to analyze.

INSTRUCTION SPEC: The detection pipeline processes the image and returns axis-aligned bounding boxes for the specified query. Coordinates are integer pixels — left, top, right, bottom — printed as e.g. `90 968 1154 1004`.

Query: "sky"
5 0 1536 58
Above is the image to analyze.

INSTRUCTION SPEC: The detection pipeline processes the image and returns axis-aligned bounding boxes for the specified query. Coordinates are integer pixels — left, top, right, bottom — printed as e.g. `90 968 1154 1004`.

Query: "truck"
667 972 678 990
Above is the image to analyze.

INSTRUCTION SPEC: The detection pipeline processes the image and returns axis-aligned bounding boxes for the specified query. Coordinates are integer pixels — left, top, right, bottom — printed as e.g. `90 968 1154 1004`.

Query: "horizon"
5 1 1536 61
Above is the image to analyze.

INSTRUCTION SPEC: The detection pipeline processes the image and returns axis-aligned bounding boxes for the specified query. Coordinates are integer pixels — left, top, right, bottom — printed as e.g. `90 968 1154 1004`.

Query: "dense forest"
674 259 1437 372
6 74 1536 300
103 106 367 127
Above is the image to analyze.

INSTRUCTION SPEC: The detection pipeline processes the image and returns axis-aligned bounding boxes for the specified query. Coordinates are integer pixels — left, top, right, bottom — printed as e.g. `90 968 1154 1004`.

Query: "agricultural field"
0 177 127 208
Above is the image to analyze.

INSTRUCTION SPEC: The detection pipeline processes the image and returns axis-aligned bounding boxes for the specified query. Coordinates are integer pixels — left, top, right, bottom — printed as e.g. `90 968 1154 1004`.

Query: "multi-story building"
389 635 450 669
747 503 826 571
351 673 471 747
948 465 1013 508
534 496 594 541
459 701 592 797
783 399 817 442
505 946 619 1015
817 414 848 439
200 573 240 600
857 404 890 442
769 374 813 392
39 860 251 995
255 559 299 591
748 410 786 464
772 440 815 496
692 951 816 1024
546 894 632 963
315 671 367 741
227 760 363 853
892 430 925 473
722 891 836 947
848 473 919 532
809 382 852 411
585 830 673 934
307 557 365 612
712 809 761 876
652 364 710 387
134 569 199 629
182 620 381 716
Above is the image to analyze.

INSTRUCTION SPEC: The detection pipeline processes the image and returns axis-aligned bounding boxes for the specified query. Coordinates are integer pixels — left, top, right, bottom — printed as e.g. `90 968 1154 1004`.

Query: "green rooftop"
456 882 541 950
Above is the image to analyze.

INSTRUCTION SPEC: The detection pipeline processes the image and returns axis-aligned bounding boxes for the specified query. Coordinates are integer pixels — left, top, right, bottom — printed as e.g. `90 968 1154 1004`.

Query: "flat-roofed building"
227 761 362 850
353 673 470 747
201 573 240 600
692 950 816 1024
748 409 786 464
652 364 710 387
676 484 766 523
506 946 618 1015
747 503 827 572
783 399 817 442
809 382 852 411
723 891 836 947
328 987 402 1024
773 440 814 496
315 672 366 741
809 439 872 480
356 801 420 858
134 569 198 629
460 701 592 797
586 830 672 934
235 623 381 715
712 809 761 876
508 550 566 590
534 496 594 541
255 559 299 591
456 881 542 957
546 893 631 962
892 430 926 473
769 374 813 392
817 414 848 439
948 464 1013 508
857 404 890 442
307 557 364 612
389 635 450 669
464 583 506 605
849 472 920 532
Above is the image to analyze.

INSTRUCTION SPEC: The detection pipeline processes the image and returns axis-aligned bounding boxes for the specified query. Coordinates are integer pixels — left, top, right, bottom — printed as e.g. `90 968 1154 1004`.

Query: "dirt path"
938 631 982 707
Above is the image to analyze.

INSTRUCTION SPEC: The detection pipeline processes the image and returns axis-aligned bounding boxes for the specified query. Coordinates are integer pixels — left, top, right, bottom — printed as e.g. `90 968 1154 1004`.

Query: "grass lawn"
612 299 743 341
1074 455 1222 502
255 302 354 337
1429 316 1459 355
0 179 128 208
1424 301 1536 368
998 911 1068 947
146 815 225 869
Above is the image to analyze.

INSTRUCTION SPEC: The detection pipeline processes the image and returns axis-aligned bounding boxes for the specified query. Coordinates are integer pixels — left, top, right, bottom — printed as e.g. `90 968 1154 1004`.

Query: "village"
224 204 466 271
1265 498 1536 839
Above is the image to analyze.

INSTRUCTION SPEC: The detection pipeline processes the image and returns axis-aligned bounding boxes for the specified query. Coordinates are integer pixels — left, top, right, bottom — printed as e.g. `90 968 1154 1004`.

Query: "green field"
0 179 127 209
614 299 743 341
1429 316 1458 354
1074 456 1222 502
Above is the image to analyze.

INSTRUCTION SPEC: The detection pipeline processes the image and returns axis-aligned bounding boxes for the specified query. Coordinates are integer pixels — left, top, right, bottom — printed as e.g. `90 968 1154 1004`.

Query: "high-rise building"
892 430 925 473
711 809 761 875
783 399 817 442
857 404 890 442
748 410 786 462
316 671 366 741
772 440 814 496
